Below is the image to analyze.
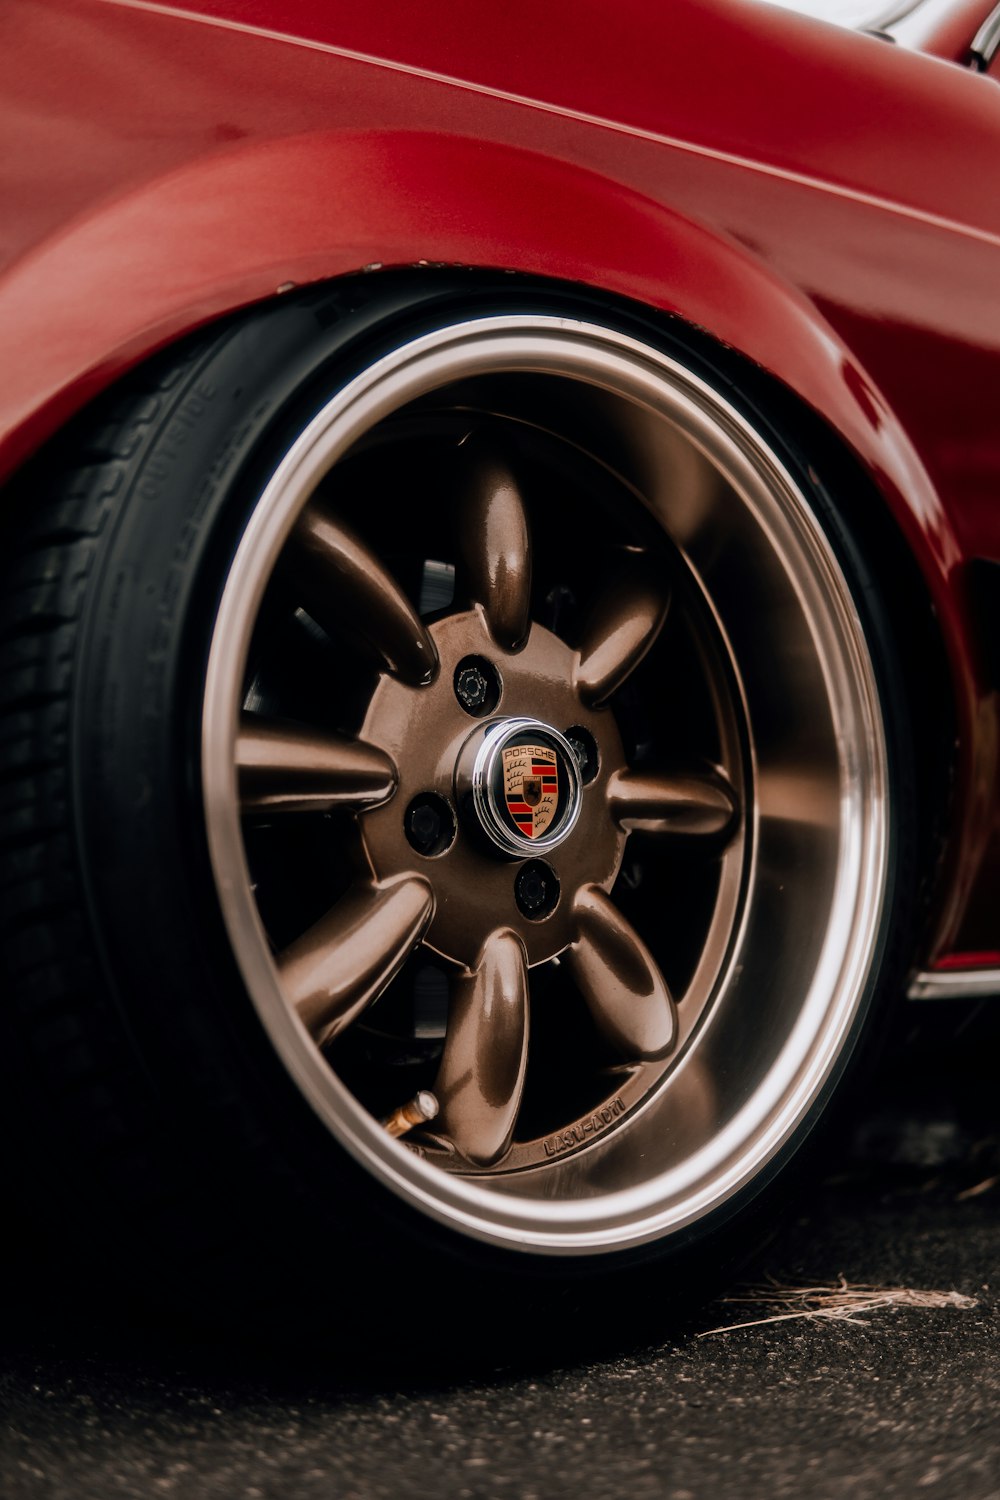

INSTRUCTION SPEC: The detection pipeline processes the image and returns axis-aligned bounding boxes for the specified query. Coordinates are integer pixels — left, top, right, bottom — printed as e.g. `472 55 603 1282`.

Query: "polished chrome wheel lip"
470 717 583 857
202 312 888 1255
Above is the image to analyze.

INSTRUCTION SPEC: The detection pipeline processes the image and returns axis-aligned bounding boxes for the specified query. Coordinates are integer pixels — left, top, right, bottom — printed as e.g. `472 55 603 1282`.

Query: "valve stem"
383 1090 439 1138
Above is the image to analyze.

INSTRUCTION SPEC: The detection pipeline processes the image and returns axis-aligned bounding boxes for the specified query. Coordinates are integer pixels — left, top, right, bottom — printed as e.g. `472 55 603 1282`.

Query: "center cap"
470 717 583 857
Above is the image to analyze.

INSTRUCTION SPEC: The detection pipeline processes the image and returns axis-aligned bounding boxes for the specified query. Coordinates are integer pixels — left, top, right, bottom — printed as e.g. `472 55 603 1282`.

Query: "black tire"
0 275 916 1355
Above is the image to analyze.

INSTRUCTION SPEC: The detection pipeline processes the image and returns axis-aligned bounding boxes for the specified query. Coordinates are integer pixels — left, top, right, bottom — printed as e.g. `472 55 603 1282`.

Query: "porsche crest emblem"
502 743 559 839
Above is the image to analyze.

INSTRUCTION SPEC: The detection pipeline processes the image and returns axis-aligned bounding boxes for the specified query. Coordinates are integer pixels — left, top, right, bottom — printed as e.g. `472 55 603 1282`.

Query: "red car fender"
0 123 986 964
0 125 960 569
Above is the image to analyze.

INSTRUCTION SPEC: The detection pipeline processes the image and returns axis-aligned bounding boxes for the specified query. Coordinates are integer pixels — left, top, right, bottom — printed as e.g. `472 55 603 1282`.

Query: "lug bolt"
409 803 441 847
453 655 501 716
405 793 456 857
567 736 587 769
564 725 599 785
514 859 560 920
456 665 489 710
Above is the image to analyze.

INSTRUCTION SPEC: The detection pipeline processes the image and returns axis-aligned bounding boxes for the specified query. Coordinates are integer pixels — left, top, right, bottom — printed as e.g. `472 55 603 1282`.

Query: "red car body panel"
2 0 998 964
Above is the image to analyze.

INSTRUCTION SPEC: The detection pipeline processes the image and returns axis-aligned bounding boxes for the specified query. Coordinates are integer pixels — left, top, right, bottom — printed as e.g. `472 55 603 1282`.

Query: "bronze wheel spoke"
608 766 738 838
280 877 433 1047
576 558 670 705
237 714 397 814
291 502 438 684
435 929 529 1167
568 885 676 1061
455 438 532 650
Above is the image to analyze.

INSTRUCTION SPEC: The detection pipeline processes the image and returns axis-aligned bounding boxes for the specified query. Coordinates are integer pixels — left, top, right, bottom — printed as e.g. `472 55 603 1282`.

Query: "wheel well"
1 266 958 939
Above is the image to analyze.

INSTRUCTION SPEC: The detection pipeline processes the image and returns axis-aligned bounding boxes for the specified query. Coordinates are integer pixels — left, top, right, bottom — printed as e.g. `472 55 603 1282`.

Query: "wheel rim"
202 313 888 1253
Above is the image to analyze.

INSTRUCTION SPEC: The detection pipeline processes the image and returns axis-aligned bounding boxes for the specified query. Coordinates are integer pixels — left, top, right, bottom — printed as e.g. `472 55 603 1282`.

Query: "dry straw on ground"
698 1275 978 1337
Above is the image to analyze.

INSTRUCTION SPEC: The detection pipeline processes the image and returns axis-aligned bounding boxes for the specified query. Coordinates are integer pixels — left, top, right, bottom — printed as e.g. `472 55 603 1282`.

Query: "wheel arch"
0 127 969 954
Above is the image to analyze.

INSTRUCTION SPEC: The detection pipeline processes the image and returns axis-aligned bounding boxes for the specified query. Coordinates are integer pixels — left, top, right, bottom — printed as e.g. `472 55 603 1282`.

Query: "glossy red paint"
934 950 1000 969
1 0 998 961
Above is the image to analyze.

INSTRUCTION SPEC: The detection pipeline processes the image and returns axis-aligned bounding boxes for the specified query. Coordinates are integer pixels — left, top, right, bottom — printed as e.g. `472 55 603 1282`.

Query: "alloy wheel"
202 313 888 1253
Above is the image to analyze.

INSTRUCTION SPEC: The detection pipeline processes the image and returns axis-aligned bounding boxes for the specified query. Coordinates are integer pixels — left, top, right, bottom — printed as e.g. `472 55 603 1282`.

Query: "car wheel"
0 277 911 1342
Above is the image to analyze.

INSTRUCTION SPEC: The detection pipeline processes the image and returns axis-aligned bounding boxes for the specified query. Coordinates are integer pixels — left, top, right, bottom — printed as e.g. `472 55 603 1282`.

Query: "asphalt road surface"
2 1008 998 1500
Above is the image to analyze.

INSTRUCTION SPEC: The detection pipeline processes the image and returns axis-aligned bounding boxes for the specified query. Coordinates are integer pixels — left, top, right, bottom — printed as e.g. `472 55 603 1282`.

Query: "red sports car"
2 0 998 1330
